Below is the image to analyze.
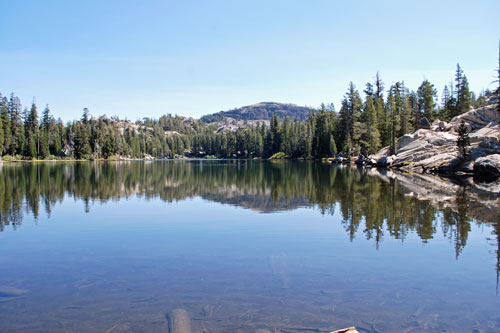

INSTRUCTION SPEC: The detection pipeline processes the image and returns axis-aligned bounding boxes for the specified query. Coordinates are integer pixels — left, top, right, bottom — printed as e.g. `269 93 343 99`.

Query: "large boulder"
473 154 500 176
431 119 451 131
416 117 432 129
397 132 419 150
377 155 395 167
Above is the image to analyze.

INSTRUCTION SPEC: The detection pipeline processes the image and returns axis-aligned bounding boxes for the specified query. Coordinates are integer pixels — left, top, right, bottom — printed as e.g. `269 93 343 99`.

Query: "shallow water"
0 160 499 332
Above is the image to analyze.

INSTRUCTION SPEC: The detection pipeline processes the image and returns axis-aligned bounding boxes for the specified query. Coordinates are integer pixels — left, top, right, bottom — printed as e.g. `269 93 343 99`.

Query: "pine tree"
343 135 352 158
457 75 472 114
73 109 92 159
42 105 51 130
329 134 337 157
8 93 25 155
441 85 451 109
25 102 39 158
439 85 452 120
312 107 335 157
39 105 52 158
282 116 292 156
453 64 472 117
375 72 384 100
361 95 380 155
364 82 374 97
40 131 50 159
375 95 389 147
387 90 400 155
457 120 470 161
417 80 437 121
270 114 282 154
399 87 412 137
338 82 362 155
408 91 419 128
0 97 10 155
0 96 4 154
26 129 37 158
497 42 500 114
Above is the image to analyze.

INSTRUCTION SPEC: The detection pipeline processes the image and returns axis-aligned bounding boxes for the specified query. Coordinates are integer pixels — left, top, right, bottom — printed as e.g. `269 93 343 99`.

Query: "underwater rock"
167 309 192 333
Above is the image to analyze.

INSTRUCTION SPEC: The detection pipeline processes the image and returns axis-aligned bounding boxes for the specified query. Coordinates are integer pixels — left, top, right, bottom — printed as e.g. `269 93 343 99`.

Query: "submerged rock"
167 309 192 333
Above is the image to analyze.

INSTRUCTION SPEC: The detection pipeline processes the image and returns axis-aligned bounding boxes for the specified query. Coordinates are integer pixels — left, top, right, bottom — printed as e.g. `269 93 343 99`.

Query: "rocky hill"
200 102 313 123
370 95 500 180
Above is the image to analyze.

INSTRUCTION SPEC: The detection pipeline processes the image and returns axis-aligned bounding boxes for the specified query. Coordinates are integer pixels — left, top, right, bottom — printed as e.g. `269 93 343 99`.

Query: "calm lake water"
0 160 499 332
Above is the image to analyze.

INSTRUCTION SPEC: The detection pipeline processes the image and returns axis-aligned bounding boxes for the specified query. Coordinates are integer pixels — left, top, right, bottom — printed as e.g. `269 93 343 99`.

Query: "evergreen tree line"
0 64 493 160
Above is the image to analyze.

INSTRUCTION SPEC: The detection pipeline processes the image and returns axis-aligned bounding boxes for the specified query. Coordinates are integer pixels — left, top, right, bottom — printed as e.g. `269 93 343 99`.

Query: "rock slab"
167 309 192 333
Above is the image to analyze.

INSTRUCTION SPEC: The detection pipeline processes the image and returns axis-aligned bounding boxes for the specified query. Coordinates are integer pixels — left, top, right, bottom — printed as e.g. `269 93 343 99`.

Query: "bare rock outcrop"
449 104 499 132
372 101 500 177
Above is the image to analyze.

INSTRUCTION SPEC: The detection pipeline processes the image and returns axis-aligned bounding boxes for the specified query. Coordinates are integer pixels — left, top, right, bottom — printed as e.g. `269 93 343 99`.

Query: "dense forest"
0 64 496 161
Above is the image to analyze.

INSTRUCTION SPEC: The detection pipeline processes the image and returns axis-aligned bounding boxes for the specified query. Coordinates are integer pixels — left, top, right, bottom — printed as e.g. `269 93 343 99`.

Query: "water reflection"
1 160 499 331
0 160 497 211
1 161 499 258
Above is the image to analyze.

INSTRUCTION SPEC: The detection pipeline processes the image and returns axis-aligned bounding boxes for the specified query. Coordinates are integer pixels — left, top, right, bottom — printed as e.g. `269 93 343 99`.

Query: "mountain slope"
200 102 313 123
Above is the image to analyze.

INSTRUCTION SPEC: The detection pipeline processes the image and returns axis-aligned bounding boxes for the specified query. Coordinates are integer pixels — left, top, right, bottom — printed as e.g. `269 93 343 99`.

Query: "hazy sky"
1 0 499 121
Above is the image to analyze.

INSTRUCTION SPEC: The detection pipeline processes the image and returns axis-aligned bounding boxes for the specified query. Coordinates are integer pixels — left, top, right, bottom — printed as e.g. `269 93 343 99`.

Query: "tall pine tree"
417 80 437 122
360 95 380 155
25 101 39 158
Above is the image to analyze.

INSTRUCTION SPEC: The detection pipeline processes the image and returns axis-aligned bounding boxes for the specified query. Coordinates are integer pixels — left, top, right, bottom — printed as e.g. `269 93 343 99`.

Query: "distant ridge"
200 102 313 123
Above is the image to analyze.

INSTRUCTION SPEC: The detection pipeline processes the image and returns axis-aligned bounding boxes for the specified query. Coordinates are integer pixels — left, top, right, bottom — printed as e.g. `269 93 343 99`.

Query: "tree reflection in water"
0 160 498 285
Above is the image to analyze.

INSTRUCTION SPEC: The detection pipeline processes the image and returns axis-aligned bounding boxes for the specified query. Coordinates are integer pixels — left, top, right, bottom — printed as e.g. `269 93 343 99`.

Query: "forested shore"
0 65 497 161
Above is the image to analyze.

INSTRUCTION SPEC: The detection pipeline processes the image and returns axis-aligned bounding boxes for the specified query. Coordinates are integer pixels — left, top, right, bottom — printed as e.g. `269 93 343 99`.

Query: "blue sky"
1 0 499 121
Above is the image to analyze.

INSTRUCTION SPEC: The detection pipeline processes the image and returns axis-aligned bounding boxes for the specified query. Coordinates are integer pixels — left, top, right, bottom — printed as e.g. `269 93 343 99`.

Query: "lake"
0 160 499 332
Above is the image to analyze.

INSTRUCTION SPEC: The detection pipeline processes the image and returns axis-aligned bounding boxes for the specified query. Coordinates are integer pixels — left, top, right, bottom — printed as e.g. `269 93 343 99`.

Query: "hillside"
200 102 313 123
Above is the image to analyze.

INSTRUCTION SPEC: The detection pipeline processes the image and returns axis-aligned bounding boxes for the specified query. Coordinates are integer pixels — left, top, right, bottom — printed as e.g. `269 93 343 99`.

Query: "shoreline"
2 156 499 184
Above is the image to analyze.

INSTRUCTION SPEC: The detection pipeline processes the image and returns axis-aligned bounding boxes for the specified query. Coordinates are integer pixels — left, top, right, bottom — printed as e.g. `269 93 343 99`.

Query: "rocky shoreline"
332 98 500 181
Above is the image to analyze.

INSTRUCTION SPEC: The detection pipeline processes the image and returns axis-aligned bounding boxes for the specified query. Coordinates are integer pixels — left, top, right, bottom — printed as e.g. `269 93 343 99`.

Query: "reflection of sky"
0 195 498 331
